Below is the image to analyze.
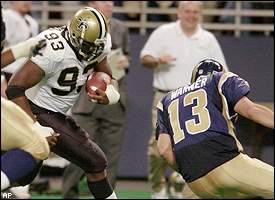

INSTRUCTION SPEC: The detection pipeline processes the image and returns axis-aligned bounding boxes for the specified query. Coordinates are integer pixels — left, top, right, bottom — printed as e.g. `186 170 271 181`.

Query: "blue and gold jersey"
156 72 250 182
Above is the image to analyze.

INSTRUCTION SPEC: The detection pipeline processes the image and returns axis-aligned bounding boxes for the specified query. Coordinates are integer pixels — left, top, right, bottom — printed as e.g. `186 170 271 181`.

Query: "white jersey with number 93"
26 27 111 114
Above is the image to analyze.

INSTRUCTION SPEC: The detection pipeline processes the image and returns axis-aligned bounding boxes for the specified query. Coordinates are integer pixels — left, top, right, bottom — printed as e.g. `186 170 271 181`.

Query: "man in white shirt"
140 1 227 199
2 1 39 98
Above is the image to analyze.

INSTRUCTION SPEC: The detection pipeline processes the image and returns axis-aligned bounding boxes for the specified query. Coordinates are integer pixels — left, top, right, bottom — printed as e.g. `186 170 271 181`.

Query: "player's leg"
62 112 99 199
1 98 50 160
1 98 49 191
63 101 125 197
188 153 274 199
148 90 170 198
31 104 117 199
1 150 36 190
222 153 274 198
55 117 116 199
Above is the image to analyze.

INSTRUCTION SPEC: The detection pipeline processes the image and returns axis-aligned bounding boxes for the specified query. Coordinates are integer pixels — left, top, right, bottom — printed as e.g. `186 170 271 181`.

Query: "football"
85 72 111 95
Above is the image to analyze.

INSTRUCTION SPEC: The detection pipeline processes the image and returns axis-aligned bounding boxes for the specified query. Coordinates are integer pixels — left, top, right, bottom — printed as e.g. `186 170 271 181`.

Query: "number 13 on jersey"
168 89 211 144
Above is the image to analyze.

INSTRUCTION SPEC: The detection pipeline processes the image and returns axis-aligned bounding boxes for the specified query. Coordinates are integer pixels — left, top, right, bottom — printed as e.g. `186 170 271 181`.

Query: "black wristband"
6 85 27 100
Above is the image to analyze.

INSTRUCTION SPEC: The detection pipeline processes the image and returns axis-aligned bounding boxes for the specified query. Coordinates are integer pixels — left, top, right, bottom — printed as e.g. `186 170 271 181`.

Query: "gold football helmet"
67 7 108 62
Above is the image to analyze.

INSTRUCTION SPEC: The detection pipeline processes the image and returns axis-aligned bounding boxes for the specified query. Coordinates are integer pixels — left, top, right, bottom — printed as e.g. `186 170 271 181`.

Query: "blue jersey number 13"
168 89 211 144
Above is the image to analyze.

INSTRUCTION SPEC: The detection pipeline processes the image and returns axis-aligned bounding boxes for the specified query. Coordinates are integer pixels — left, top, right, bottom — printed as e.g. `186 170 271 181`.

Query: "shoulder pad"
37 28 67 62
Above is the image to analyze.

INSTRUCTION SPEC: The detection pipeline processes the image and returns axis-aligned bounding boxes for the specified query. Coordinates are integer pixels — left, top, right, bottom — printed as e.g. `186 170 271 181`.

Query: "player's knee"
84 151 107 174
1 149 39 186
86 170 107 182
17 161 43 186
92 153 107 173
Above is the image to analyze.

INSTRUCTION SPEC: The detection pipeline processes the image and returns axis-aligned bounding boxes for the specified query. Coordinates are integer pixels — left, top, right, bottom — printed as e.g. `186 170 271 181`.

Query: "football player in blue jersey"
156 59 274 199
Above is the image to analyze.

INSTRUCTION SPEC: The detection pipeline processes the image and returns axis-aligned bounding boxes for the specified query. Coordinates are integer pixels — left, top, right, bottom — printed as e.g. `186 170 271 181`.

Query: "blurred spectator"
1 1 38 98
62 1 130 198
140 1 227 198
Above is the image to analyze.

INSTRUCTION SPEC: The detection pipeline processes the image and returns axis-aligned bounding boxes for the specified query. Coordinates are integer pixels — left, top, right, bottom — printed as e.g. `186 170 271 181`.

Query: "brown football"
85 72 111 95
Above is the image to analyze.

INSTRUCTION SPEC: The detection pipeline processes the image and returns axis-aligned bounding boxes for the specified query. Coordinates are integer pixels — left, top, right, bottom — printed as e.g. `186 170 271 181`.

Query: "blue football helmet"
191 59 225 83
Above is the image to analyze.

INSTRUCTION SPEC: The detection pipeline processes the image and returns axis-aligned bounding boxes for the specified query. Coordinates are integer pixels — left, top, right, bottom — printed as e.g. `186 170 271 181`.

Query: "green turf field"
31 190 151 199
30 178 152 199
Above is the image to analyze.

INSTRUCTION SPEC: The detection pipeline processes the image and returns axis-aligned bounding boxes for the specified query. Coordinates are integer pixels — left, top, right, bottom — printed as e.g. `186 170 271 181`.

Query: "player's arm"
6 60 59 145
1 49 14 68
88 57 120 105
94 56 113 76
234 96 274 129
6 60 44 121
218 72 273 129
157 133 179 172
1 38 46 68
156 100 180 172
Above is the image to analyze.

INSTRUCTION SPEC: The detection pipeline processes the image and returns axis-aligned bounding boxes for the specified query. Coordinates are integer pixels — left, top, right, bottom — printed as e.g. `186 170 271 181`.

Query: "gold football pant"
188 153 274 199
1 97 50 160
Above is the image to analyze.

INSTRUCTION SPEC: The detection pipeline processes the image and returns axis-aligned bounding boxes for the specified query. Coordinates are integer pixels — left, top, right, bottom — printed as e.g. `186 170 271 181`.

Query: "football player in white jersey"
1 15 56 192
6 7 119 199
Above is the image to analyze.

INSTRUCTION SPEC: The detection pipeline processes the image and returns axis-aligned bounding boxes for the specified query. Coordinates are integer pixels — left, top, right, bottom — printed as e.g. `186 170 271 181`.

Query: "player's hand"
46 133 60 148
87 87 109 105
87 79 120 105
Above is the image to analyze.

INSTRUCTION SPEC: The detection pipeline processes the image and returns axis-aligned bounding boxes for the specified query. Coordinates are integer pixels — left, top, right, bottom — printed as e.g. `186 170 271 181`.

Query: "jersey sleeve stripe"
217 72 244 152
156 100 164 111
